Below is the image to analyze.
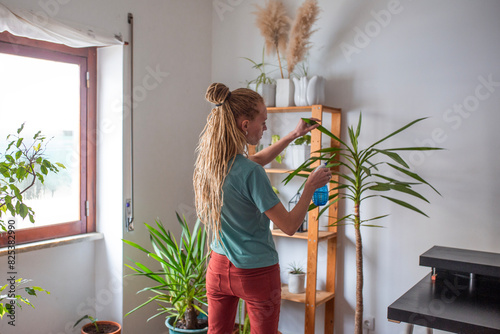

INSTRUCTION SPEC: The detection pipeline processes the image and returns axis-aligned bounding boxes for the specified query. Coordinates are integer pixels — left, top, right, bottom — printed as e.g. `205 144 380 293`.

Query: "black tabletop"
420 246 500 278
388 272 500 333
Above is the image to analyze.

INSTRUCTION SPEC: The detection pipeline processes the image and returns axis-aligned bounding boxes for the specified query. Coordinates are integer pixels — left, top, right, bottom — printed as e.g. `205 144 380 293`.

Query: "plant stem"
354 202 363 334
276 48 284 79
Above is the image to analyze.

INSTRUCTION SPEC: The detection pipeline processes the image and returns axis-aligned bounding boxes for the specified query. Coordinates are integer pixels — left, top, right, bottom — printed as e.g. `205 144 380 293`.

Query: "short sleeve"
246 165 281 213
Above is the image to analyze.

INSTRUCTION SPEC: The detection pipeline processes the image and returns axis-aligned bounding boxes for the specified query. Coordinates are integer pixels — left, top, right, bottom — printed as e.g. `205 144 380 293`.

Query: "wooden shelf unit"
250 105 341 334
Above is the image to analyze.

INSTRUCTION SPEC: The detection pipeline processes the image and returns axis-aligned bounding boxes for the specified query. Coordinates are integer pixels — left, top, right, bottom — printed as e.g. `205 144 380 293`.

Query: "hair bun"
206 83 231 105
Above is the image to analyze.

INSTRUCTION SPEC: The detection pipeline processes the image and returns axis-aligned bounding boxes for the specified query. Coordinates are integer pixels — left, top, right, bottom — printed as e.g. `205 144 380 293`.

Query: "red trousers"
206 252 281 334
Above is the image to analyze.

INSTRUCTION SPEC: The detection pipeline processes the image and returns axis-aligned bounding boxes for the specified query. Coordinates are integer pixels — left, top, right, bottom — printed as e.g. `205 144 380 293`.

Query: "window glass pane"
0 53 81 229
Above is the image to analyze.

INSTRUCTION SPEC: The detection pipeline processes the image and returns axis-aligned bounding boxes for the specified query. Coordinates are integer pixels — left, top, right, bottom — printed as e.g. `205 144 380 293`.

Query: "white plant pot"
288 145 311 169
275 79 295 107
261 83 276 107
249 83 276 107
288 273 306 294
306 75 326 105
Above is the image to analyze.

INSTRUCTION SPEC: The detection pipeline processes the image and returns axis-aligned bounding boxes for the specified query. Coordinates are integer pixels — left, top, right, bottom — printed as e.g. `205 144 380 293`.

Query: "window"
0 31 96 246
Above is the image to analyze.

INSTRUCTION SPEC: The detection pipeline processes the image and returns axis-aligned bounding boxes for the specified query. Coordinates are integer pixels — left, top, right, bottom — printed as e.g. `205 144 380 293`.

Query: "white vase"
288 273 306 294
261 83 276 107
289 145 311 169
293 77 309 106
306 75 326 105
249 83 276 107
275 79 295 107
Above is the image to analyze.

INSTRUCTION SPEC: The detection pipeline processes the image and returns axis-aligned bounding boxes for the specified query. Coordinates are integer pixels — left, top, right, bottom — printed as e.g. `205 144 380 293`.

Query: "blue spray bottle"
312 163 329 206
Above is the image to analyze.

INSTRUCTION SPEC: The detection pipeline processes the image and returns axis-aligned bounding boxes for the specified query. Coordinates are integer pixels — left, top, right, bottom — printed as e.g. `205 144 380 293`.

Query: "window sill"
0 232 104 256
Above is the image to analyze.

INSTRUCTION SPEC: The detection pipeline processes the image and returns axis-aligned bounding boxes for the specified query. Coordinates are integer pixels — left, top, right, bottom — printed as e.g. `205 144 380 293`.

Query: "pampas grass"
254 0 291 79
286 0 320 77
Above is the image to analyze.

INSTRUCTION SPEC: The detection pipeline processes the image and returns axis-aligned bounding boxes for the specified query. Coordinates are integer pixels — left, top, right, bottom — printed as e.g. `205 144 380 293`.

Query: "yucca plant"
284 114 442 334
123 213 209 330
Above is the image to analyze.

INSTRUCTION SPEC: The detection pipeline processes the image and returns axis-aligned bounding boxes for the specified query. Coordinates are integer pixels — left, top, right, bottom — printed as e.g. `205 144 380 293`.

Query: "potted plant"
123 213 209 333
73 315 121 334
243 47 277 107
287 0 321 106
288 134 311 169
287 262 306 294
0 278 49 321
285 114 442 334
254 0 294 107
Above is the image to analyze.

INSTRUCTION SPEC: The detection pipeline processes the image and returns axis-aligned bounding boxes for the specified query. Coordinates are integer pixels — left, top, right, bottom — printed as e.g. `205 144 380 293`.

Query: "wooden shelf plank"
268 105 341 114
271 229 336 242
264 168 310 175
281 284 335 306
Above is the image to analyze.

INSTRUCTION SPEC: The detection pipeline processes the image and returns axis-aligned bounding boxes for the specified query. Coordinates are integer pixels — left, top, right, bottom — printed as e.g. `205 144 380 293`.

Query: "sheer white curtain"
0 2 122 47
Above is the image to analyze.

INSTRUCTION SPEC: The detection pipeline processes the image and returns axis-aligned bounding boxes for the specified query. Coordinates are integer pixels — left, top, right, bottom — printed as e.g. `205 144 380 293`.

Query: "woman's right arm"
265 166 331 236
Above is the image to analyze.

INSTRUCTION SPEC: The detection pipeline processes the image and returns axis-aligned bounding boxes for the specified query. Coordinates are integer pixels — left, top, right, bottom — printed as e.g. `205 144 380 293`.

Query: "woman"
193 83 331 334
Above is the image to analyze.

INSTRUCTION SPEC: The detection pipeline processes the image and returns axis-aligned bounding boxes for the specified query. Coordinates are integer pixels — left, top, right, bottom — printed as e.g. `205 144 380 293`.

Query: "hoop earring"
245 131 248 136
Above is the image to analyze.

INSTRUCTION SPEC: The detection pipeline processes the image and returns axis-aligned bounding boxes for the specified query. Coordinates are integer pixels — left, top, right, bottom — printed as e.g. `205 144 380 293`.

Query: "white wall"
212 0 500 333
0 1 212 333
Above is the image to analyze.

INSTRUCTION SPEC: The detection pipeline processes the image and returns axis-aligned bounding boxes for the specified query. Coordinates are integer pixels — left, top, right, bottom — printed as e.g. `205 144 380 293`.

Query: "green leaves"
381 196 429 217
242 46 277 89
293 134 311 146
17 123 25 134
0 124 65 229
287 113 441 227
19 203 29 219
374 149 409 168
123 213 209 326
0 279 49 319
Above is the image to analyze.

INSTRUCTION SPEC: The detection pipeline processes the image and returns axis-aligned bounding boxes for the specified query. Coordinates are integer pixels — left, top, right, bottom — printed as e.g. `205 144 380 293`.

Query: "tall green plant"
123 213 208 329
284 114 442 334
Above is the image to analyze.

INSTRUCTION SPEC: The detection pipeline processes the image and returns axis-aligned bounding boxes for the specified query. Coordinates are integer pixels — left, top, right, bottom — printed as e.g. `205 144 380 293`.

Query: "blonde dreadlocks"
194 83 263 242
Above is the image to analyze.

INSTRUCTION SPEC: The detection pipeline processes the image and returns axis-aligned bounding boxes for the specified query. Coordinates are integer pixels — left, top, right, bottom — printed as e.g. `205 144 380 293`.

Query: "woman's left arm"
249 118 320 166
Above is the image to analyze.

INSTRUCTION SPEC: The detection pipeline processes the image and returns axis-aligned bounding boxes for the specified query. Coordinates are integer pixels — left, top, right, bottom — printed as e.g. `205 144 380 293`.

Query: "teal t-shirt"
211 154 281 269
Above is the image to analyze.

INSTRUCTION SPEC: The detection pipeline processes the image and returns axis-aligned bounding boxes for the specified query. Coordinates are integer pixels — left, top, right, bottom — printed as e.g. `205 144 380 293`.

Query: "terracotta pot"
81 321 121 334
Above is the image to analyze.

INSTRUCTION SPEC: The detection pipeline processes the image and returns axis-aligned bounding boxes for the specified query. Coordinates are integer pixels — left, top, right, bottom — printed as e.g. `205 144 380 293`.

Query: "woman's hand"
265 165 332 236
291 118 321 139
305 165 331 191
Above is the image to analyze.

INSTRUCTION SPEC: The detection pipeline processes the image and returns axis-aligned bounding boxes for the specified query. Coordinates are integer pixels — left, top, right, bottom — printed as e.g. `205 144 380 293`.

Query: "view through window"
0 53 81 230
